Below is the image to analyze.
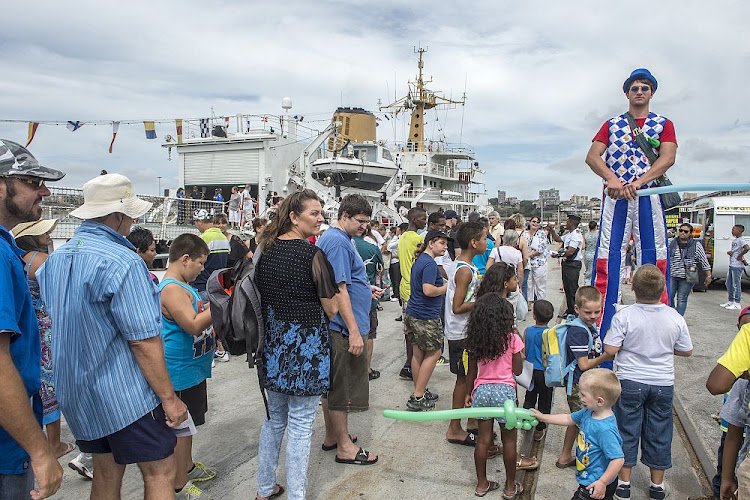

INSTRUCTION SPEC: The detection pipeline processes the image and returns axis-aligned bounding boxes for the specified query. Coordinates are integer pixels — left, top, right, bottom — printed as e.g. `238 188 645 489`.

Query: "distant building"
506 196 519 206
570 194 589 206
539 188 560 207
497 190 506 203
682 192 698 200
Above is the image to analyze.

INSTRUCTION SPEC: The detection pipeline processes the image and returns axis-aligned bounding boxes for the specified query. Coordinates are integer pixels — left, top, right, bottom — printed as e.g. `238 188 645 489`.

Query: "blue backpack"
542 316 594 395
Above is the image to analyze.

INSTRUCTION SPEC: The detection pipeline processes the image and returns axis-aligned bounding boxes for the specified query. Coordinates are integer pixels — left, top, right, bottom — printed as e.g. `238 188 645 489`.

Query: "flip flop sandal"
55 442 76 459
516 455 538 470
467 428 497 440
487 444 503 459
321 434 358 451
256 484 285 500
368 370 381 381
334 447 378 466
555 457 576 468
502 481 523 499
447 433 477 447
475 480 501 497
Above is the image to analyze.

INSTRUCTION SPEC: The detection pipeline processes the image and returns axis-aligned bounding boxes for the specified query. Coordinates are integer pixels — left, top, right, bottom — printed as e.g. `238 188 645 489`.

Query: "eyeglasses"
353 217 370 226
4 176 46 190
530 220 540 224
630 85 651 93
678 229 691 233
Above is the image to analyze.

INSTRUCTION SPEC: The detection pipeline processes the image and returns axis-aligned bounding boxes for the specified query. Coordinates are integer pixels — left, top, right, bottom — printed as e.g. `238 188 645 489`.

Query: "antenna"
459 74 467 145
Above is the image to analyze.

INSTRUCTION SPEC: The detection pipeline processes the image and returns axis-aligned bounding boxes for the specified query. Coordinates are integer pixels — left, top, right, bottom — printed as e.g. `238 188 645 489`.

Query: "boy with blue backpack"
522 299 555 441
554 286 612 469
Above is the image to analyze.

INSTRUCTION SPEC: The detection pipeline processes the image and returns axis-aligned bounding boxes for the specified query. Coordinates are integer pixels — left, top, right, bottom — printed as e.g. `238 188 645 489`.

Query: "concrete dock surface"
49 259 740 499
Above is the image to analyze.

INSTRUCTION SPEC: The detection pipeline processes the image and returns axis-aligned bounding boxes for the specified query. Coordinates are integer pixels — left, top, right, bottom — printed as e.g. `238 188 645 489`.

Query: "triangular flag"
66 121 84 131
109 121 120 153
144 121 157 140
26 122 39 147
175 119 183 144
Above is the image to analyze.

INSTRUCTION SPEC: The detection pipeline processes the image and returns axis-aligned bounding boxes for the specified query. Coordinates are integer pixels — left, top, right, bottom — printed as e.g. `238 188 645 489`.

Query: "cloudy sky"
2 1 749 201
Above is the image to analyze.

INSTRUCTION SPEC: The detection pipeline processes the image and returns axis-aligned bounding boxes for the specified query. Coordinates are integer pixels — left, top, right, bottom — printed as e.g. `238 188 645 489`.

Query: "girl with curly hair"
464 292 538 497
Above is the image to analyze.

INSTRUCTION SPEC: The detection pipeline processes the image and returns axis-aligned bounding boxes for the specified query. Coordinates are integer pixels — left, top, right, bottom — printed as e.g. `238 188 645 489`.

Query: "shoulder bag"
624 113 681 210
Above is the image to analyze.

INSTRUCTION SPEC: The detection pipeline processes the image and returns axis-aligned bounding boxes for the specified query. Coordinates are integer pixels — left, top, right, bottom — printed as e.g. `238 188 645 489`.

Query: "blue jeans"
613 379 674 469
727 267 743 303
0 471 34 500
257 390 320 500
522 268 530 300
670 276 692 316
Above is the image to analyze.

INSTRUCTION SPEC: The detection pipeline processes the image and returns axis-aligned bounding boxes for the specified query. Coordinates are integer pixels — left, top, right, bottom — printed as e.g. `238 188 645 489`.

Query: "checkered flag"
199 119 209 138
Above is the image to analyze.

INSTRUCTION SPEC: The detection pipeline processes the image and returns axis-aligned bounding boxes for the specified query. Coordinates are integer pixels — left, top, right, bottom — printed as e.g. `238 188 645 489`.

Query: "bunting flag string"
144 121 157 139
0 113 324 152
109 122 120 153
26 122 39 147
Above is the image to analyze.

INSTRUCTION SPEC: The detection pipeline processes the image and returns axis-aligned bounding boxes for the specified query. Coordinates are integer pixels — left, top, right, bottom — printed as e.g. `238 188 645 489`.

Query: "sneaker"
720 301 733 307
187 462 216 482
424 388 439 401
436 355 447 367
395 316 403 322
648 484 669 500
214 350 230 362
614 483 630 500
399 367 412 380
176 481 208 499
726 302 742 310
407 395 435 411
68 452 94 480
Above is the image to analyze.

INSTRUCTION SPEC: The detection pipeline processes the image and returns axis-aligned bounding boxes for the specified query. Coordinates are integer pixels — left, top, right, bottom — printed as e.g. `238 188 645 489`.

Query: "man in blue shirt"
317 194 382 466
0 140 64 499
38 173 188 499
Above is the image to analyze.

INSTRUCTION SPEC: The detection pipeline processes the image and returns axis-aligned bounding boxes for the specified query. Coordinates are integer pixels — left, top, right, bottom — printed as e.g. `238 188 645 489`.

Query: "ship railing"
391 141 475 155
177 114 286 141
397 188 478 204
42 187 231 241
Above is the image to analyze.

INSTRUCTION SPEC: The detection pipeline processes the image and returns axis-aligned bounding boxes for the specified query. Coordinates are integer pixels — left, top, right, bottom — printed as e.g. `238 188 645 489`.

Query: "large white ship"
42 48 489 244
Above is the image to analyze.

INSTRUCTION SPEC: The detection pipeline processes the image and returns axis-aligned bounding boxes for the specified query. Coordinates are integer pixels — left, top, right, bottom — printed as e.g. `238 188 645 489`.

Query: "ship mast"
380 46 465 153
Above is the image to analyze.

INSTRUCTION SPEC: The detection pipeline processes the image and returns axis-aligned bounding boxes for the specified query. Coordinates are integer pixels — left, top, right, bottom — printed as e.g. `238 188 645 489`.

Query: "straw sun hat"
70 174 152 220
12 219 58 238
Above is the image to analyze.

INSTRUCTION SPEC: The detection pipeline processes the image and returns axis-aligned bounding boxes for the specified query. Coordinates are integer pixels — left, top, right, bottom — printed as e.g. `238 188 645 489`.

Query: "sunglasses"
679 229 691 233
4 176 46 190
630 85 651 93
530 220 540 223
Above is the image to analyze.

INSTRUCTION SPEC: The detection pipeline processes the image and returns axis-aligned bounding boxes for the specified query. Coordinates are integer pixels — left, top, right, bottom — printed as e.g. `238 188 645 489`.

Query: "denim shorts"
0 471 34 500
613 379 674 469
471 383 517 424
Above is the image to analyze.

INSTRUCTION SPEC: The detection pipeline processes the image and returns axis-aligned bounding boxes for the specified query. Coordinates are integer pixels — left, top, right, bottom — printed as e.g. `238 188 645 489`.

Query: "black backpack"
207 249 269 415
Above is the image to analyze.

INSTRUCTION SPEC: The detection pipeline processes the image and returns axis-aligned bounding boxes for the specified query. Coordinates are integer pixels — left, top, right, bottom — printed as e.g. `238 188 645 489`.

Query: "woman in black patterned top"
254 189 338 500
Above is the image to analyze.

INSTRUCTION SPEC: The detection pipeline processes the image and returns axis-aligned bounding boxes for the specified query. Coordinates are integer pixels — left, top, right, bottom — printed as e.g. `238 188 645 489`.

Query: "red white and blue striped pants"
592 193 670 342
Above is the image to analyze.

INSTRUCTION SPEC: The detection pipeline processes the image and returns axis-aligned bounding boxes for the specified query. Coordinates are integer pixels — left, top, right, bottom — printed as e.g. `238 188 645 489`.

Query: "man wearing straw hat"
0 139 65 499
38 173 188 499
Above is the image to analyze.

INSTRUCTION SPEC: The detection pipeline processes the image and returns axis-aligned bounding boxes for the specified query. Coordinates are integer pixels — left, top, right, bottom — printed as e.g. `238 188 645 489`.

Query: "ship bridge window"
381 149 393 162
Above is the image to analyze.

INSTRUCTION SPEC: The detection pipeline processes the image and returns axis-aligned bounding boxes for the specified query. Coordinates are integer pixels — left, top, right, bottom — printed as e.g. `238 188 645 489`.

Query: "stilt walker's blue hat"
623 68 657 93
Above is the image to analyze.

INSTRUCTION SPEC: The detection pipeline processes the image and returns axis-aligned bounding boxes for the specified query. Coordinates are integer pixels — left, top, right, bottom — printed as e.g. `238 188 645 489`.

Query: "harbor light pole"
157 176 162 196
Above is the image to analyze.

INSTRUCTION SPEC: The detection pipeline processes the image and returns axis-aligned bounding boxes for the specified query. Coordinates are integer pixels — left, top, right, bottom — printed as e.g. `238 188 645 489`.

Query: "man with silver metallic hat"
0 139 64 499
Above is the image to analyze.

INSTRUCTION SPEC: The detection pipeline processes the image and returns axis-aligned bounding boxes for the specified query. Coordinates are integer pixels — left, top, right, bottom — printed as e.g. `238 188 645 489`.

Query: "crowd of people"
1 65 750 500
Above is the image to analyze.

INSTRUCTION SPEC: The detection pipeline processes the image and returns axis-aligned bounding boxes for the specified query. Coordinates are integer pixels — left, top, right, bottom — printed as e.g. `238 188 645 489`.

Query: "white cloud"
1 0 749 201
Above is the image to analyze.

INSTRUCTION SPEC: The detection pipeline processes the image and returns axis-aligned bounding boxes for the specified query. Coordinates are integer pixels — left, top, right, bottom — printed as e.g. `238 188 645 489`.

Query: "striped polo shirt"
37 221 161 441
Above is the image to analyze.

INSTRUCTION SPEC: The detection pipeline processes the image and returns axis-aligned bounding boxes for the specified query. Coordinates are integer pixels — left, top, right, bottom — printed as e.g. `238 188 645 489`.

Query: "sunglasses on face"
679 229 691 233
630 85 651 93
4 176 46 190
531 220 539 223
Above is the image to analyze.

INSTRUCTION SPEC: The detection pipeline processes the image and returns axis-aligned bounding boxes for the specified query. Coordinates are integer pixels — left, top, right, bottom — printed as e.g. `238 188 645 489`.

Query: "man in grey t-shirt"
724 224 749 310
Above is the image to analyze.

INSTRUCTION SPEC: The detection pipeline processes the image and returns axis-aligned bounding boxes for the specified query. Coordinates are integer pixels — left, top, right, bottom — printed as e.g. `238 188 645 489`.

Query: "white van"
689 196 750 280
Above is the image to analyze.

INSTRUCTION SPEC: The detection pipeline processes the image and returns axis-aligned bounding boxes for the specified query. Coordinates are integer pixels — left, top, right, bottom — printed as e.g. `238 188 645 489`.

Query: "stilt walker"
585 68 678 346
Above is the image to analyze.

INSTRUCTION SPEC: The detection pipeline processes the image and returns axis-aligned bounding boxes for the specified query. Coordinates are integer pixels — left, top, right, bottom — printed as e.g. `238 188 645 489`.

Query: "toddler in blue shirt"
533 369 624 500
